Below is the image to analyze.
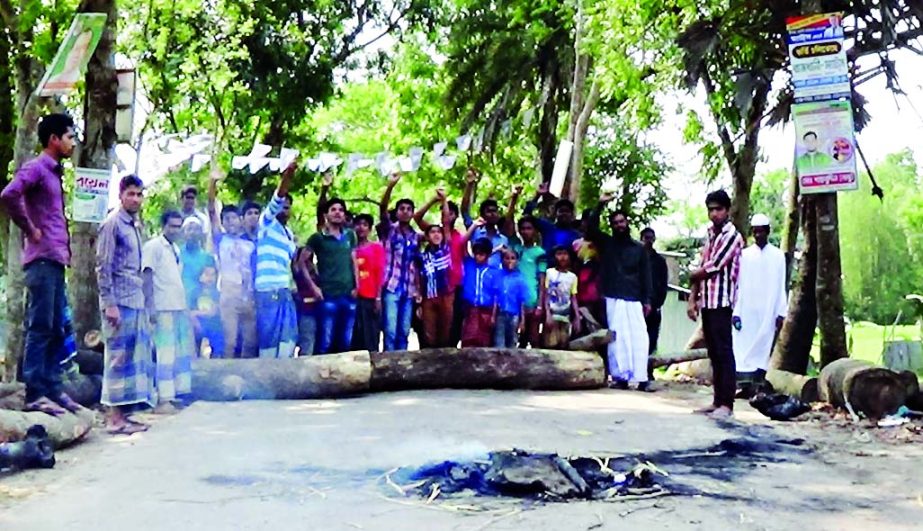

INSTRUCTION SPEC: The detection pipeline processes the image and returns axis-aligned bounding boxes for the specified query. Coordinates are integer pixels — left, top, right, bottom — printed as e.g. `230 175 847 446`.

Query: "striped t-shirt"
255 193 296 292
696 221 744 309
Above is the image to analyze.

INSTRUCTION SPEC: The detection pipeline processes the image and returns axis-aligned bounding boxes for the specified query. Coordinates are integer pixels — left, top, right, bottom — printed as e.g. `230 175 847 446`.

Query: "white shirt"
732 243 787 372
142 235 188 311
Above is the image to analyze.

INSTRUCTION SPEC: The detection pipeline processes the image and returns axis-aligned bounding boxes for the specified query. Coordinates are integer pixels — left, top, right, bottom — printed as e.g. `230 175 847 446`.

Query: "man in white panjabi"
732 214 787 395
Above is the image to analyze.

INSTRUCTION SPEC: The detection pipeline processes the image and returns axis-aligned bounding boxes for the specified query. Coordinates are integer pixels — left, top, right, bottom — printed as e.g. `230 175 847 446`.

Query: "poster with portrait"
786 13 849 102
792 100 858 194
72 168 112 223
36 14 107 97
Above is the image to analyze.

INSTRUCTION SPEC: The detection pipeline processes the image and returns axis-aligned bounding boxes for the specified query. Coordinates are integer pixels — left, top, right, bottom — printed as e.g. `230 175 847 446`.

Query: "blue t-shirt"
461 258 501 308
535 217 581 255
463 214 509 269
498 269 530 315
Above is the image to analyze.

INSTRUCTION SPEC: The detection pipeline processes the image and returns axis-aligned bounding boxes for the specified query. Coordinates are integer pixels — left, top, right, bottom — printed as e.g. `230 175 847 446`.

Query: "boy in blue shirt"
494 248 530 348
460 219 501 347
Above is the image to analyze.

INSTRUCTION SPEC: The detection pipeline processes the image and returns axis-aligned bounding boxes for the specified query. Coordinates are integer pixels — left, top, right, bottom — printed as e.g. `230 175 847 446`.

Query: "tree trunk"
771 197 817 374
729 82 769 234
766 369 819 402
69 0 117 345
0 408 96 448
537 67 561 183
369 348 605 392
813 193 847 367
649 348 709 369
818 358 908 420
191 352 372 401
568 329 614 351
0 29 15 281
781 170 800 285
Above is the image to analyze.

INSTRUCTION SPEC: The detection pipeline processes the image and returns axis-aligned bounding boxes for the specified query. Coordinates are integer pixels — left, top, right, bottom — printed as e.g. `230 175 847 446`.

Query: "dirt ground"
1 383 922 530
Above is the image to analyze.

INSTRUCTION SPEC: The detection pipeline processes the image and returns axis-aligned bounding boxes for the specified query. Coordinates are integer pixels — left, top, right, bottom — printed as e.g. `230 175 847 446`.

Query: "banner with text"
786 13 849 102
792 100 858 194
72 167 112 223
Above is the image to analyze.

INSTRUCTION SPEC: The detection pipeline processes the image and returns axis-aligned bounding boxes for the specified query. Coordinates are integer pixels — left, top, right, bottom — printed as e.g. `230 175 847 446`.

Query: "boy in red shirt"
352 213 385 352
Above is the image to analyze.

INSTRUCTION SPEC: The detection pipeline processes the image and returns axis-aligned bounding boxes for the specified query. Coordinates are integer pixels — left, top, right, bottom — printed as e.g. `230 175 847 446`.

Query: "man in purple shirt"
0 114 80 416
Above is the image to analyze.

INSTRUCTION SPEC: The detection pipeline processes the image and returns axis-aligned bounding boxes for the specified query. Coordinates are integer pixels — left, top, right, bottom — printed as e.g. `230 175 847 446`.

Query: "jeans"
493 312 520 348
317 296 356 354
298 312 317 356
382 291 413 351
702 307 736 409
23 259 66 403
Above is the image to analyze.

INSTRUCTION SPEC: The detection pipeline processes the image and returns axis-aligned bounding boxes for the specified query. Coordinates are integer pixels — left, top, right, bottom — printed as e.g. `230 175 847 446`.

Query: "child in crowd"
544 245 581 348
511 216 547 347
190 265 224 357
418 221 455 348
352 213 385 352
460 220 501 347
292 246 321 356
574 213 604 335
494 248 530 348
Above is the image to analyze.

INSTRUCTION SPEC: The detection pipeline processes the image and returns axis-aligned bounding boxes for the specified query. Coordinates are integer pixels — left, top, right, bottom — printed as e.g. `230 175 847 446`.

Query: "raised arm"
316 171 333 232
261 159 298 226
460 167 478 226
461 217 485 248
207 165 223 241
586 191 615 242
523 181 551 217
413 187 444 233
440 189 452 234
380 172 401 223
502 184 523 237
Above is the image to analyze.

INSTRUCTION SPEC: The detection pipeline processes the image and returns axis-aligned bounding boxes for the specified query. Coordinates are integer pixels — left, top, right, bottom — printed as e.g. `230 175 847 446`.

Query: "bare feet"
708 406 734 420
52 392 84 413
693 404 718 415
106 408 149 435
24 396 68 416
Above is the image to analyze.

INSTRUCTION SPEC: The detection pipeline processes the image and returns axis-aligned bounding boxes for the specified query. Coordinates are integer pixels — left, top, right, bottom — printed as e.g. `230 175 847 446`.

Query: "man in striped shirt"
687 190 744 420
255 161 299 358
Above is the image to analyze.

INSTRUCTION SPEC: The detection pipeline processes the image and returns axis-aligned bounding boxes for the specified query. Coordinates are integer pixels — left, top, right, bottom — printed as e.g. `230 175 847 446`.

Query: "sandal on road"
23 397 68 416
107 420 149 436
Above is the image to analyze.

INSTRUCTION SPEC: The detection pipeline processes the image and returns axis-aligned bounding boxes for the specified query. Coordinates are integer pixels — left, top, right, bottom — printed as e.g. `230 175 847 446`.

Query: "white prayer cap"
182 216 203 230
751 214 771 227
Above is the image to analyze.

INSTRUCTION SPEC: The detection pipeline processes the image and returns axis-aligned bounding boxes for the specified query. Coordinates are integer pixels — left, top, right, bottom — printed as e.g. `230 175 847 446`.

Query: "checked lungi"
151 310 195 403
101 306 156 408
256 288 298 358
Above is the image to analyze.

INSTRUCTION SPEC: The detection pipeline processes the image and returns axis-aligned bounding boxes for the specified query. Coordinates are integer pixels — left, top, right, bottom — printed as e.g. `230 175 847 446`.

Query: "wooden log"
767 369 819 403
370 348 605 392
649 349 708 370
568 330 615 351
818 358 908 420
0 409 96 448
0 382 26 410
191 351 371 401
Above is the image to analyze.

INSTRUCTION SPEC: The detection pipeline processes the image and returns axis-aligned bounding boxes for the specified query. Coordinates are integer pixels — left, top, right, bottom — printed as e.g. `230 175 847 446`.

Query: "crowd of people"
2 113 790 433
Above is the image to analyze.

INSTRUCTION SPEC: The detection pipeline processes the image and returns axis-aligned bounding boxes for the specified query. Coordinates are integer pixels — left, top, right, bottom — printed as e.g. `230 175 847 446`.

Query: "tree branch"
0 0 16 27
700 64 738 172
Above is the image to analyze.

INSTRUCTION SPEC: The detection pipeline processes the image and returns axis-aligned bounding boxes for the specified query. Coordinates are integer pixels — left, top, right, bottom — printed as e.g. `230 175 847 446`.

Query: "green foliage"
840 150 923 324
748 167 788 246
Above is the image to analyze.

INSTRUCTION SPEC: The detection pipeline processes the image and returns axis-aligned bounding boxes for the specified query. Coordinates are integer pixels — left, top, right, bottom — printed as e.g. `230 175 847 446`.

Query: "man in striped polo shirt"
255 161 299 358
687 190 744 420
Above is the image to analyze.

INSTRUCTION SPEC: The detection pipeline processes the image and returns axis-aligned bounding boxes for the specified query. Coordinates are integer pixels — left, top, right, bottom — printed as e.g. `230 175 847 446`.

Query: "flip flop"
106 421 149 436
23 397 67 416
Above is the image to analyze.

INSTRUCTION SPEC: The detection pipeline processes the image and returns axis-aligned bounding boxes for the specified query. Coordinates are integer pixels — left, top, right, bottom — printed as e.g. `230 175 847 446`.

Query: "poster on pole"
792 100 858 194
786 13 849 102
549 140 573 198
35 13 107 97
72 168 112 223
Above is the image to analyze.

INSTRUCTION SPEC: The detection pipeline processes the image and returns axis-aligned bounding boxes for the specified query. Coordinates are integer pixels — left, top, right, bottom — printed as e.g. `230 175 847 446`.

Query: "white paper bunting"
455 134 471 151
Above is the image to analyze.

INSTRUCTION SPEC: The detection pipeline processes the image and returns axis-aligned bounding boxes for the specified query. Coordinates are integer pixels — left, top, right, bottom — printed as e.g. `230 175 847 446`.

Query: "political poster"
36 14 107 97
792 100 858 194
786 13 849 102
72 168 112 223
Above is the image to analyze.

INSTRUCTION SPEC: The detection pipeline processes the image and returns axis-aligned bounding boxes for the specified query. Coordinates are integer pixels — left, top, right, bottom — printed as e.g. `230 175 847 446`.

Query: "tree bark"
538 66 561 183
729 81 770 234
781 170 800 285
766 369 819 402
813 193 847 367
568 329 615 351
191 352 372 401
369 348 605 392
69 0 117 345
771 197 817 374
0 408 96 448
818 358 908 420
649 348 709 369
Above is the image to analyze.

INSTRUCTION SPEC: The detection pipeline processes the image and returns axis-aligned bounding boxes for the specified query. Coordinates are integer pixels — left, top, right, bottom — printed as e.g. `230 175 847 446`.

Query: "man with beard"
587 194 653 391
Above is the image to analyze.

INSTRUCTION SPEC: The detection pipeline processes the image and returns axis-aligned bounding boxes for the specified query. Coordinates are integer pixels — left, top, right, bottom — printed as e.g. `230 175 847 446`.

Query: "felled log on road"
818 358 908 420
0 408 96 448
649 348 709 370
191 351 371 401
767 369 819 403
370 348 605 391
568 330 615 351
